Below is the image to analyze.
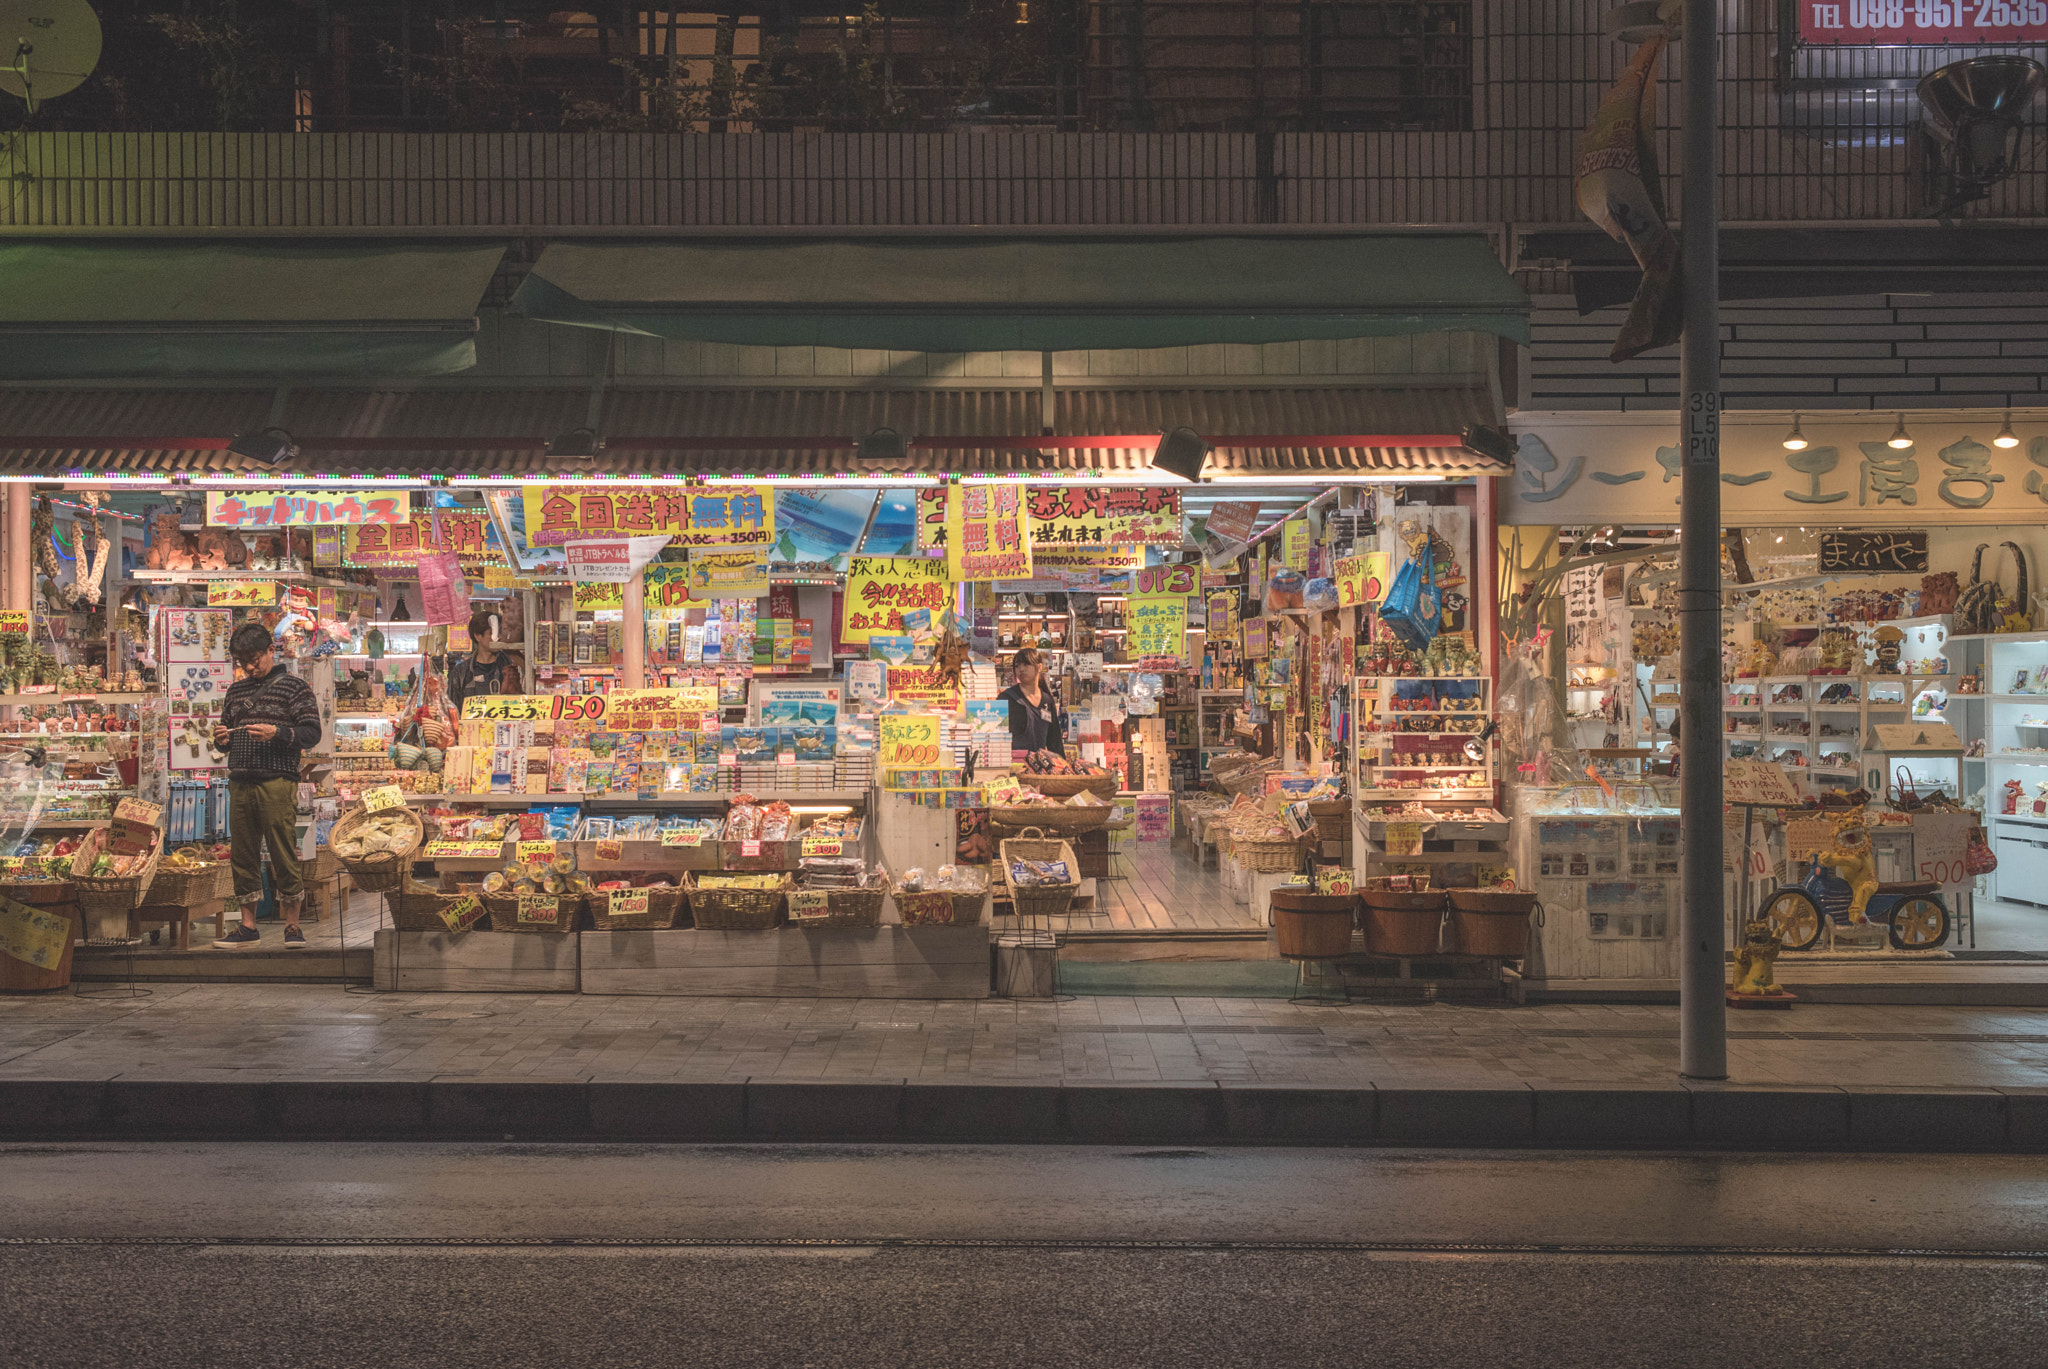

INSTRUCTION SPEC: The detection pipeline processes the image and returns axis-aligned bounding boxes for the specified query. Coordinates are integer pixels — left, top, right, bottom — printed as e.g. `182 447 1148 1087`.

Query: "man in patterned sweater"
211 623 322 948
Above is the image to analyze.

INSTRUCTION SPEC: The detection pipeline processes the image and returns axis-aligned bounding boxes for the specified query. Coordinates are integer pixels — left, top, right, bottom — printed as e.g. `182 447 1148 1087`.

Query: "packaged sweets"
1008 858 1072 887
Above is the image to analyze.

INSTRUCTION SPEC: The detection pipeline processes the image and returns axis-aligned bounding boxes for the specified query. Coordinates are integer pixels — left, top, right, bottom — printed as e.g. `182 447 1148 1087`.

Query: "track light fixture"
1886 413 1914 449
1149 427 1212 483
1995 411 2020 448
1781 414 1808 451
227 427 297 468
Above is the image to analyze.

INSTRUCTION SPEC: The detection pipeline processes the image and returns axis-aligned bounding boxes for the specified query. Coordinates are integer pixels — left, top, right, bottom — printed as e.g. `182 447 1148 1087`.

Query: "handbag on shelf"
1890 765 1924 812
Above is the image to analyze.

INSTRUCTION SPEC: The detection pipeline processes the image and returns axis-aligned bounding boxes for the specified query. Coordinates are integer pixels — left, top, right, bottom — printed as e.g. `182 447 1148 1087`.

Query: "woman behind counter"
998 647 1068 760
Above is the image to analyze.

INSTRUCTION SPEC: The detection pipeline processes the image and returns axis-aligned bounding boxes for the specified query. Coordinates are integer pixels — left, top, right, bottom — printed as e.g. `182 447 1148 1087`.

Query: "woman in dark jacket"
998 647 1067 759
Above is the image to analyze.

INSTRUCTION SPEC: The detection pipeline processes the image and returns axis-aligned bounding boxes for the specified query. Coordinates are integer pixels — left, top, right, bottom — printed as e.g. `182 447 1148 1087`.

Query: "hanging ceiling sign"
915 487 949 550
1205 501 1262 545
520 485 776 549
565 535 672 584
841 555 951 644
1505 418 2048 526
207 491 409 527
1024 487 1183 546
946 483 1032 582
1800 2 2048 45
1128 592 1188 660
345 513 495 567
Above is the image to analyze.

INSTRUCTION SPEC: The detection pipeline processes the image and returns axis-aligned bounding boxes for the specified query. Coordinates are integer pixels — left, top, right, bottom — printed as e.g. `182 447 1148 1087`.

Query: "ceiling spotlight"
1461 424 1517 463
546 427 604 461
227 427 297 468
1887 413 1914 449
1150 426 1212 482
857 426 909 463
1995 411 2020 448
1782 414 1808 451
1462 720 1501 764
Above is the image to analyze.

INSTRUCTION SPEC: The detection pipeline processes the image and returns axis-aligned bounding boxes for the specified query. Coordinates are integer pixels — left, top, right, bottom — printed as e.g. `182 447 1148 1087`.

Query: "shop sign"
461 693 610 723
206 491 409 528
0 611 29 636
1206 500 1261 545
884 660 961 711
1036 545 1143 572
1128 592 1187 660
571 582 625 612
1024 487 1182 546
206 581 278 607
521 485 776 549
0 894 73 970
799 835 846 857
1506 418 2048 526
678 552 770 601
947 483 1033 583
1818 530 1927 574
915 487 949 550
1281 519 1311 573
841 555 951 644
1800 1 2048 45
604 686 718 732
516 894 559 925
345 514 493 567
1334 553 1389 609
438 894 487 934
593 838 626 862
1784 817 1834 864
482 565 533 590
312 528 344 566
1913 810 1980 892
515 840 556 863
1133 564 1198 596
982 774 1024 805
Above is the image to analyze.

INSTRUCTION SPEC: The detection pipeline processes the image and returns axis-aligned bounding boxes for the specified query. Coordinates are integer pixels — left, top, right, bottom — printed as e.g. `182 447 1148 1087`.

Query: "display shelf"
0 692 154 706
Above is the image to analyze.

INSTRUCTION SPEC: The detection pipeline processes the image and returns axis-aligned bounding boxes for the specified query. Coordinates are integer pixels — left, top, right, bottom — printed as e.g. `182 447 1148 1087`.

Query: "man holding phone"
211 623 322 949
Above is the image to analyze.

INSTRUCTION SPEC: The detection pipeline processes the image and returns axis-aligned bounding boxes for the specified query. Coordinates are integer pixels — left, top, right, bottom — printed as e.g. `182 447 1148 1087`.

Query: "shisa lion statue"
1730 919 1784 997
1820 807 1880 925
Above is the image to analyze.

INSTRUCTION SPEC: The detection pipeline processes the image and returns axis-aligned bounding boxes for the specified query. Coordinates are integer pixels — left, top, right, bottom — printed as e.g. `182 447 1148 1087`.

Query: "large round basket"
143 857 224 908
588 881 688 930
790 886 887 929
1447 890 1541 957
1018 772 1119 799
988 805 1111 836
687 874 788 931
329 805 427 894
893 887 988 927
1360 891 1446 956
1269 888 1358 960
1233 838 1304 873
0 877 74 907
997 826 1080 923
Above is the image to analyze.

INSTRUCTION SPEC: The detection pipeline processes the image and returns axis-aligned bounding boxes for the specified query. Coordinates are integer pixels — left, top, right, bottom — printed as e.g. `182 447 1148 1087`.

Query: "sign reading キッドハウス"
520 485 776 549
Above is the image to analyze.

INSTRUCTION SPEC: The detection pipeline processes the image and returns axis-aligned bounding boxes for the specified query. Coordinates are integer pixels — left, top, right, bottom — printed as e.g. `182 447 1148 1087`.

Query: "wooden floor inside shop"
992 832 1269 954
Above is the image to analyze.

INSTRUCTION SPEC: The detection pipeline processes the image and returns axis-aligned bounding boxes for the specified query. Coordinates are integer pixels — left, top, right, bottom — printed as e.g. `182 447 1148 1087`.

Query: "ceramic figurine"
1731 920 1786 997
1820 809 1879 925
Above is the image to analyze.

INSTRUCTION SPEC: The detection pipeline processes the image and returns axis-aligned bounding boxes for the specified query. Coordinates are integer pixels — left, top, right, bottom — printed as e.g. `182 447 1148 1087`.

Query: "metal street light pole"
1678 0 1727 1079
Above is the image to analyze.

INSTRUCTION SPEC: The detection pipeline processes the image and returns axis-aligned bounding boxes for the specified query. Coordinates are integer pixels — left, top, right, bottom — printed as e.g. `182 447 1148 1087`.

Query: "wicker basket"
988 805 1111 835
687 874 788 931
388 879 462 933
69 829 164 926
1017 772 1119 799
893 887 988 927
588 881 687 930
789 885 887 929
1308 799 1351 841
482 891 583 935
143 857 225 908
1233 838 1306 873
0 877 73 907
997 827 1080 922
1210 755 1278 798
329 805 427 894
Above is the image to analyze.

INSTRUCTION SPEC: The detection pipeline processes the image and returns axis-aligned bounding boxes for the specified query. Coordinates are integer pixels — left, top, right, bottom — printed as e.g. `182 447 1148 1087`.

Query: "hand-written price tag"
1384 822 1426 857
421 839 504 859
800 836 844 858
594 838 624 863
660 828 709 847
516 894 559 924
982 775 1024 806
438 894 486 934
788 889 833 922
607 889 649 919
740 839 762 858
362 786 406 814
0 857 24 873
515 840 557 864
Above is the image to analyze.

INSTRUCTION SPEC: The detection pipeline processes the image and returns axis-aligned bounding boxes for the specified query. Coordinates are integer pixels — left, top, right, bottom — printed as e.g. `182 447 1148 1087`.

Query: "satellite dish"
0 0 102 112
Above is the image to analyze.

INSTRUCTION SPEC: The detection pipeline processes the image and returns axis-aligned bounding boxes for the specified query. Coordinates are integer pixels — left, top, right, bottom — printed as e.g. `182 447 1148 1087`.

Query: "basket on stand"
789 885 887 930
0 876 74 907
997 826 1081 924
686 874 789 931
1447 889 1542 958
1308 799 1351 842
587 880 688 930
329 805 428 894
1232 837 1308 873
69 829 164 939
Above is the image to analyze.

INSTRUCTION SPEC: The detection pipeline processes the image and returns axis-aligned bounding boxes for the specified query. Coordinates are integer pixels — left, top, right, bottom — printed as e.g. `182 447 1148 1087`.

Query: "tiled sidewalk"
4 983 2048 1089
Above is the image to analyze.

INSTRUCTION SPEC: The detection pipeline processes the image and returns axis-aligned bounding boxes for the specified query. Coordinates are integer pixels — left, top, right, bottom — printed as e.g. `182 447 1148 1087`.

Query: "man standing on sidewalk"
211 623 322 949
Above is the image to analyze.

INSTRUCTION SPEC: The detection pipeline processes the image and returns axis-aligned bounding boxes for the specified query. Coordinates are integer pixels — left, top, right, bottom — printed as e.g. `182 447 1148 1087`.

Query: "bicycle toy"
1758 806 1949 951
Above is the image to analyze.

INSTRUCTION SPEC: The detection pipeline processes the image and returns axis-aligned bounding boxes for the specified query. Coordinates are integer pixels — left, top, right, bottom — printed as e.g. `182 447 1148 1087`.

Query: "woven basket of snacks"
996 827 1080 923
143 847 225 907
388 877 463 933
788 885 887 930
686 873 789 931
892 887 989 927
482 890 583 934
329 805 427 894
69 828 164 923
587 879 687 930
0 870 74 906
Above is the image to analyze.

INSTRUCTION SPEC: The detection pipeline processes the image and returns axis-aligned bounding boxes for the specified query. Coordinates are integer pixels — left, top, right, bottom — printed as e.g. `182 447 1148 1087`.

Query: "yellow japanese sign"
841 555 951 644
1128 593 1188 660
482 565 534 589
521 485 776 549
0 610 28 636
683 552 770 601
879 714 943 766
0 894 71 970
438 894 487 934
207 581 278 607
1335 552 1390 608
946 483 1032 582
461 694 610 723
361 785 407 813
571 582 625 612
345 513 494 567
1282 519 1311 572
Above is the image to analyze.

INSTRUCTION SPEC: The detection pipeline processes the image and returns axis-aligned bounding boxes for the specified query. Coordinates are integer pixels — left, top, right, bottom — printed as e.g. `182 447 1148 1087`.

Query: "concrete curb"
2 1078 2045 1149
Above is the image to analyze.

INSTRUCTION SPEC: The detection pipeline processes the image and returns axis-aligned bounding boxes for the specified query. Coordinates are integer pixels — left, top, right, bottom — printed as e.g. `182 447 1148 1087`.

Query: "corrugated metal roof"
0 385 1500 476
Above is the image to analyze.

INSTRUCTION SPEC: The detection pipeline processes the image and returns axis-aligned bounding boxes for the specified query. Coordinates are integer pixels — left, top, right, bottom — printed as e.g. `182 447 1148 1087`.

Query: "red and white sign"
1205 501 1261 545
1800 0 2048 43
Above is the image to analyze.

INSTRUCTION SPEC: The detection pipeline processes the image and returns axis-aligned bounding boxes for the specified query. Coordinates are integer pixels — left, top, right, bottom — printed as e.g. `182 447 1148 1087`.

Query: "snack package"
1008 858 1072 887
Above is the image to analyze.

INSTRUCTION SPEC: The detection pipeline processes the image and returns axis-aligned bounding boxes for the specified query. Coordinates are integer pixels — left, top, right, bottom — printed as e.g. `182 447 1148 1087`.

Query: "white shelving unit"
1975 634 2048 908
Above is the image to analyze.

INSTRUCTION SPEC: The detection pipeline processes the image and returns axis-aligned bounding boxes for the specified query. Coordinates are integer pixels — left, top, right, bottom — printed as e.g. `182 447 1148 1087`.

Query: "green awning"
0 242 507 378
508 234 1530 351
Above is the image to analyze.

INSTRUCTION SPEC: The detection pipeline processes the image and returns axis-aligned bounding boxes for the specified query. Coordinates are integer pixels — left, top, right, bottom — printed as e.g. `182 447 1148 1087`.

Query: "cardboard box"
109 796 164 856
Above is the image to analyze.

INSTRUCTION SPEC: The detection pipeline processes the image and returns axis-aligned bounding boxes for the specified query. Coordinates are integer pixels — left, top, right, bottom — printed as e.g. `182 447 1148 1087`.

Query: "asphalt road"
5 1144 2047 1369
